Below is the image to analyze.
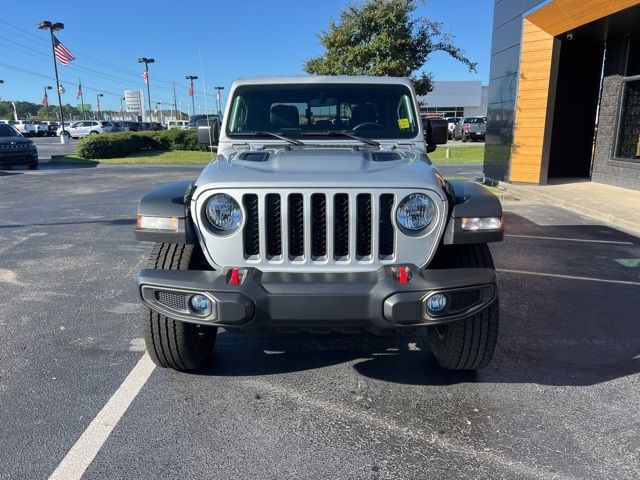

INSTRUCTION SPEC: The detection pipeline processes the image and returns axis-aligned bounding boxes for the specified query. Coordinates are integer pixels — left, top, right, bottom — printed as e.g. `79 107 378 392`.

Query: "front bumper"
137 265 497 332
0 151 38 165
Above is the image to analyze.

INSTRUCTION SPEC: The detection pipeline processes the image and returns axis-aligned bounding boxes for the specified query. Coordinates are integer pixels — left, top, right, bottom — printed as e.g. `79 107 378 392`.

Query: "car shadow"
0 170 23 176
41 161 98 169
192 212 640 387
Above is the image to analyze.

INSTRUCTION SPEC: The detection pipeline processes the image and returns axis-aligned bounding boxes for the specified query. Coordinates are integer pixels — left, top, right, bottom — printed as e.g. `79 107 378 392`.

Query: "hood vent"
239 152 270 162
371 152 402 162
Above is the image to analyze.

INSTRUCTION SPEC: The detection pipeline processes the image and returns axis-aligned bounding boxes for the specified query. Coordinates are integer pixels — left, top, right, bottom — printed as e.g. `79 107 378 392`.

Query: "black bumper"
138 265 497 331
0 151 38 166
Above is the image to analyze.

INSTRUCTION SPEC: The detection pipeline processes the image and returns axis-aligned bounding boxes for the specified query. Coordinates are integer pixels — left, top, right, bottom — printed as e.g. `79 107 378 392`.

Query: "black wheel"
28 162 38 170
143 243 217 371
426 244 499 370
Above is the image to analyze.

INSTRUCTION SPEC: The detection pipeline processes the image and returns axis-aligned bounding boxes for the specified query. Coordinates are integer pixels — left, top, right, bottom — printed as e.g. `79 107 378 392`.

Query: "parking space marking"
49 354 155 480
497 269 640 286
505 234 635 245
242 378 570 480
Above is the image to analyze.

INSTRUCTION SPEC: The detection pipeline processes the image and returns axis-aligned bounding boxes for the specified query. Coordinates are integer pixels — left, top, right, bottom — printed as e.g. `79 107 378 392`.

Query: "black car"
0 123 38 170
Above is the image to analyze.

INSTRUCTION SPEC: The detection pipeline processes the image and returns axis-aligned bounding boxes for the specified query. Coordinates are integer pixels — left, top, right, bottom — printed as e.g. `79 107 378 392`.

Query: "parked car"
0 123 38 169
57 120 117 139
453 116 486 142
168 120 189 129
11 120 37 137
40 121 60 137
151 122 163 131
187 114 221 130
134 76 504 373
446 117 461 139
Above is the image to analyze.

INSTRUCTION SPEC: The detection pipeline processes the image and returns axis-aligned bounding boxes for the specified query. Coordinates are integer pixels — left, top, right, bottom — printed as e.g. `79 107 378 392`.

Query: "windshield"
227 83 419 139
0 124 20 137
464 117 485 124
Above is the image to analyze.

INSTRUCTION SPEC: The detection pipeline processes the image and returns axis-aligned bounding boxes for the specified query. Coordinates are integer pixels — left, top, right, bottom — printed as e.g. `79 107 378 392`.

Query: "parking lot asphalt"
0 164 638 479
32 136 78 160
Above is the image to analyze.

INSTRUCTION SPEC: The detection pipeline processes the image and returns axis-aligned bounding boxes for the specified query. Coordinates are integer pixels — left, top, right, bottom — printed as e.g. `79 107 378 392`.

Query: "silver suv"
57 120 117 138
134 76 504 373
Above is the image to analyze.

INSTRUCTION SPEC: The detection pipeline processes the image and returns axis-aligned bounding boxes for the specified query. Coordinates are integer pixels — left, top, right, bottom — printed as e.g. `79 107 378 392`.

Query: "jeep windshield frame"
225 83 419 140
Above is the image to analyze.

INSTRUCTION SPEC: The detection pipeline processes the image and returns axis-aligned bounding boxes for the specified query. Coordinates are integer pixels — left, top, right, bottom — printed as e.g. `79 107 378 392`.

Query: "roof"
231 75 415 88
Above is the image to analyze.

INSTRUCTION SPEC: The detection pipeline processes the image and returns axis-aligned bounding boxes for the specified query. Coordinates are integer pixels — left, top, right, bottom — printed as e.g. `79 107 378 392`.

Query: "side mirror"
425 118 448 148
197 119 219 147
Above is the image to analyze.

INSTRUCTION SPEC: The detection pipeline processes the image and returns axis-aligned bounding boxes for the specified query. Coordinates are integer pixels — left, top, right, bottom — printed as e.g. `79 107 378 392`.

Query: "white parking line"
505 234 634 245
497 268 640 286
48 354 155 480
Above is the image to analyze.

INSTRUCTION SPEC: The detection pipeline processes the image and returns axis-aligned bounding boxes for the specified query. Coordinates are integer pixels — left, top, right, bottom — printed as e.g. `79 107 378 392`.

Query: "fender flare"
135 180 197 244
442 180 504 245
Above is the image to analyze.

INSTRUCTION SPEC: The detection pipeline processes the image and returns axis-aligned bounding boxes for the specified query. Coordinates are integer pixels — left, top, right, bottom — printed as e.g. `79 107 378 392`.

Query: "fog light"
189 294 211 313
427 294 448 314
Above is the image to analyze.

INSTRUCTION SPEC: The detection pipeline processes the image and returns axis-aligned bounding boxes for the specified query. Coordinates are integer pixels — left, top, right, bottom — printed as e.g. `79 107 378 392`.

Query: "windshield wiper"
302 130 380 147
228 131 304 145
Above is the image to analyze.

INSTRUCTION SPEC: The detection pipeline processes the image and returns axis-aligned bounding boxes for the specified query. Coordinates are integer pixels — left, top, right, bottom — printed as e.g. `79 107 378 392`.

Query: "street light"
0 80 4 102
96 93 104 120
43 86 52 121
185 75 198 121
138 57 155 122
38 20 67 143
214 86 225 116
156 100 163 125
120 97 125 122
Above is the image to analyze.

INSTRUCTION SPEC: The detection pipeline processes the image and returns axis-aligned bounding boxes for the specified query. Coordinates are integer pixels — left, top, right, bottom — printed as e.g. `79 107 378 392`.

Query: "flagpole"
39 22 67 143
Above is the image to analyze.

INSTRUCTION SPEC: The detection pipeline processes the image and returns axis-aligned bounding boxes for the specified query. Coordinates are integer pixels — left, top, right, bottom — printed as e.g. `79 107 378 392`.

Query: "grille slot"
333 194 350 260
266 194 282 259
379 194 395 259
154 290 188 311
356 194 372 259
311 194 327 259
242 194 259 258
288 193 304 260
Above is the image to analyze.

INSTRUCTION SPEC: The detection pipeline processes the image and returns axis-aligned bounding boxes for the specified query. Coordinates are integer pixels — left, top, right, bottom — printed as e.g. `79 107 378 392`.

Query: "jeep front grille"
195 188 446 272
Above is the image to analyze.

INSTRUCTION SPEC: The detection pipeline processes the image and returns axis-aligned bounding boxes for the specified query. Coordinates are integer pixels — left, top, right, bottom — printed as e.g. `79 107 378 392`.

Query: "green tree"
304 0 476 95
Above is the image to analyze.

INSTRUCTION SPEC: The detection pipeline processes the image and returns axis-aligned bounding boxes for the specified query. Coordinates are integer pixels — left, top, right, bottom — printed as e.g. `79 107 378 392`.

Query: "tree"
304 0 477 95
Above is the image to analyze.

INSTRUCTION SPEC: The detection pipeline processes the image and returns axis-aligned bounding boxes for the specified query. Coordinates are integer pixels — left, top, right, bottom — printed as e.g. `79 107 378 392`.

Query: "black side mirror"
197 119 219 147
425 118 448 149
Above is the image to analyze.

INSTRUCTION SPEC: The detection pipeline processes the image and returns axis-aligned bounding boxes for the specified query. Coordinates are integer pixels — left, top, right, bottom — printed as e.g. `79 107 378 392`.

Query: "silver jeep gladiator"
135 76 504 372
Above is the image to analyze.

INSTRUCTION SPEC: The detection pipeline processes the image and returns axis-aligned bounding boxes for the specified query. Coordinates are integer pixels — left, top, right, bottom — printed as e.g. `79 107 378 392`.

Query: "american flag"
41 93 49 107
53 35 75 65
142 71 149 85
188 84 195 96
76 83 83 100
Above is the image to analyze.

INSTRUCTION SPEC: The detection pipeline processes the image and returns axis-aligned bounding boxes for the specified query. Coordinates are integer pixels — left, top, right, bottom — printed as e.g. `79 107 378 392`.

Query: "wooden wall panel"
510 19 554 183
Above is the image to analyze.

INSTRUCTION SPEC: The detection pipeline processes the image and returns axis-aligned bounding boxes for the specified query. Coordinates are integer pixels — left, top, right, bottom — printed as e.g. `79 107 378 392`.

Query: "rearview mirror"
425 118 448 147
197 119 219 147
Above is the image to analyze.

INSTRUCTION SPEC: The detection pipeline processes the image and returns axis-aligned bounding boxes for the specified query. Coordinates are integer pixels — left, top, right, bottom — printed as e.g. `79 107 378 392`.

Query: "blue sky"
0 1 493 112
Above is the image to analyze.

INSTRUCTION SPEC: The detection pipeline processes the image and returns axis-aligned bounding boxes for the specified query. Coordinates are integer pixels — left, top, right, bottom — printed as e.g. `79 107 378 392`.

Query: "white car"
10 120 37 137
57 120 117 138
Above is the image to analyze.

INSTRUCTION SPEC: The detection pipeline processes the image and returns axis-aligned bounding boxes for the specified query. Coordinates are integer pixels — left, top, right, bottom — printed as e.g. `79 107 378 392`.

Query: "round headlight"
206 193 242 231
396 193 435 231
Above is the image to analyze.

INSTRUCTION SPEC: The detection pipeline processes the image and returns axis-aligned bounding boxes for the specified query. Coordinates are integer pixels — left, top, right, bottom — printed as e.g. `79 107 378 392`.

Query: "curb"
500 182 640 235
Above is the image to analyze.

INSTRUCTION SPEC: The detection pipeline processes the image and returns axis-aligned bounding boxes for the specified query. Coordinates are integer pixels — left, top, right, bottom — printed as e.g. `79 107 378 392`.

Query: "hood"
194 146 444 193
0 136 32 146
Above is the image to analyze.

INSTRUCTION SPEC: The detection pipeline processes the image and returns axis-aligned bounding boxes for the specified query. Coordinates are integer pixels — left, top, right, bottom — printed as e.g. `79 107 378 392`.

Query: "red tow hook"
396 266 410 285
229 267 241 285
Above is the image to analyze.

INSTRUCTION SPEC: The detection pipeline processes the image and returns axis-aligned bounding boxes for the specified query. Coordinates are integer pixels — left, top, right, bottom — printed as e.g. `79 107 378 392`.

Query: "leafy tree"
304 0 477 95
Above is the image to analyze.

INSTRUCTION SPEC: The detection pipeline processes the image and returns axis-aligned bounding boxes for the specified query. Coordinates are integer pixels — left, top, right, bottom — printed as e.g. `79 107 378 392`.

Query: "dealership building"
485 0 640 191
417 81 488 118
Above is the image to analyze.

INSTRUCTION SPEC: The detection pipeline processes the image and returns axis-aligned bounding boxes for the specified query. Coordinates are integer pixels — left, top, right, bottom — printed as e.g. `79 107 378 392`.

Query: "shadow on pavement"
195 213 639 387
0 170 23 176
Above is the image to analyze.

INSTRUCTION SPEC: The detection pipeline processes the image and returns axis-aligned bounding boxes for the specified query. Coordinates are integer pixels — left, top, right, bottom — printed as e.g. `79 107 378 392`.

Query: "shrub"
76 129 205 159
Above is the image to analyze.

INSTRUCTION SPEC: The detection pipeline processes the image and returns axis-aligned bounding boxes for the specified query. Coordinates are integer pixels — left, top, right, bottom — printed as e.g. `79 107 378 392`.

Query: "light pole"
43 85 52 121
38 20 67 143
96 93 103 120
120 97 125 122
156 100 163 125
214 86 224 116
0 80 4 101
185 75 197 120
138 57 154 122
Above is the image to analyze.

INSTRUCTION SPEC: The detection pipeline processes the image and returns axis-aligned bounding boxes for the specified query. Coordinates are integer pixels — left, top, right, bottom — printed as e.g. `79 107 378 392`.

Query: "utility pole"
120 97 125 122
138 57 155 122
96 93 103 120
173 81 178 121
185 75 198 120
38 20 67 143
78 78 86 120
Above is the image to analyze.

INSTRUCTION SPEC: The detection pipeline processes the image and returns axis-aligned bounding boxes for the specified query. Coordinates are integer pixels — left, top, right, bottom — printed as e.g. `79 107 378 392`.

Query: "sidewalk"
501 180 640 235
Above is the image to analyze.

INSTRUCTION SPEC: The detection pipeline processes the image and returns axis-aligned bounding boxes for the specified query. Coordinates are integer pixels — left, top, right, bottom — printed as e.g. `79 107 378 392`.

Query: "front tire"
143 243 217 371
426 244 499 370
